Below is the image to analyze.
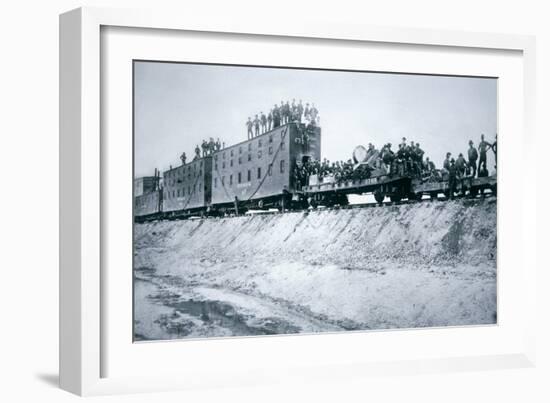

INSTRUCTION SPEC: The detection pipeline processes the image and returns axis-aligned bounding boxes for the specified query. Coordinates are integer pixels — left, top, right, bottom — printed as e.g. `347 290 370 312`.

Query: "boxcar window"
229 175 233 185
269 135 273 143
199 182 202 192
248 154 251 162
247 170 251 182
214 178 217 188
239 147 242 154
230 150 234 157
238 157 242 165
230 160 233 167
223 152 226 159
258 150 262 159
214 163 218 171
182 187 185 196
268 164 272 176
238 172 242 183
177 189 180 197
200 161 203 168
257 167 261 179
248 143 252 151
280 141 285 150
222 176 225 185
269 146 273 155
258 139 262 147
280 160 285 173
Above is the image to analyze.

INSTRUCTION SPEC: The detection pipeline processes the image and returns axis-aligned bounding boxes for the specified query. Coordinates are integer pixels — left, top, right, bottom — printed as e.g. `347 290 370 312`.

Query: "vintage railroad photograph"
133 61 497 341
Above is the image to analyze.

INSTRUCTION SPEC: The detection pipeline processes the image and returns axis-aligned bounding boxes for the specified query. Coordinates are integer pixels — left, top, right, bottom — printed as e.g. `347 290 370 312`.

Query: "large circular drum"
352 145 368 164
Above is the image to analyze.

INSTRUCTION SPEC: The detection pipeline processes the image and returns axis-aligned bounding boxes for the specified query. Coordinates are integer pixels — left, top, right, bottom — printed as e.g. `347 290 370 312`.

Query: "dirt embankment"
135 199 497 271
134 199 497 335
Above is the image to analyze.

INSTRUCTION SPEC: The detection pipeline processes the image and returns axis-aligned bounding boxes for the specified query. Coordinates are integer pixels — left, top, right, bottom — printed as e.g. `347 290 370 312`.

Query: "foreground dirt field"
133 199 497 340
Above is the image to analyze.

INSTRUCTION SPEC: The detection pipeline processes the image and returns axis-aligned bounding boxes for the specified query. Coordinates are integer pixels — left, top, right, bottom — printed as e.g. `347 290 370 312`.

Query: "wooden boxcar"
210 122 321 210
162 156 213 216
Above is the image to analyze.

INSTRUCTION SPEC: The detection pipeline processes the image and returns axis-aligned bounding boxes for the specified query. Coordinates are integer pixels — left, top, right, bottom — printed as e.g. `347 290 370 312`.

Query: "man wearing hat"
455 153 467 178
443 152 452 172
448 158 457 199
246 117 253 139
253 114 260 137
478 133 490 174
467 140 478 177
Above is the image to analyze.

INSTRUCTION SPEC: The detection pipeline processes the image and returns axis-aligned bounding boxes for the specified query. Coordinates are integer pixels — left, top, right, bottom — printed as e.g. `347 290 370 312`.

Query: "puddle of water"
134 277 301 341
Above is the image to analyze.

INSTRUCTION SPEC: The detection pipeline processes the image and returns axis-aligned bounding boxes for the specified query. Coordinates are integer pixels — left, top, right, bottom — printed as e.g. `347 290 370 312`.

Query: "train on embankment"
134 122 497 222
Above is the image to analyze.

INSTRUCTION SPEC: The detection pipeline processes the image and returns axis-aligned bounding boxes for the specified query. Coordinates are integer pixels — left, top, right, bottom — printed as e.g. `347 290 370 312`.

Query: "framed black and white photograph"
59 7 538 396
132 60 498 342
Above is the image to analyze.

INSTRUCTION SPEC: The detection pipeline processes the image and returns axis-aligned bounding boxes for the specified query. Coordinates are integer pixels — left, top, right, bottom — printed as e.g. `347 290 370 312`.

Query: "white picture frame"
59 6 537 396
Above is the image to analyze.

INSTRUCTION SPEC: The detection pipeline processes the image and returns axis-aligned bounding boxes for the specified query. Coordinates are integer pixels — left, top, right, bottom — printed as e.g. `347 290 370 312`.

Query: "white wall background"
0 1 548 402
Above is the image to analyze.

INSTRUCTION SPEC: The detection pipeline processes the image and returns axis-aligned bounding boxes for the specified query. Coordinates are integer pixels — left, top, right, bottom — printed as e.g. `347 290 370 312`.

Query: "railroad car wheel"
257 199 264 209
374 191 385 204
491 184 497 196
430 192 438 201
470 187 479 198
337 193 349 206
390 194 401 203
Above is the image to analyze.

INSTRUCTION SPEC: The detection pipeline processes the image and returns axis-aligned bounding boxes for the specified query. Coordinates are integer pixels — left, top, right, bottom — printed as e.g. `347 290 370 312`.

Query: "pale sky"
134 61 497 178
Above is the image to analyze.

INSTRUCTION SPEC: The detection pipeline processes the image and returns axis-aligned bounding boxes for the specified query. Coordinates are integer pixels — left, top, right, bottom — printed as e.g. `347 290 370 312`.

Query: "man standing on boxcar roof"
201 139 208 157
215 138 221 151
267 110 273 131
260 112 267 133
194 144 201 160
280 101 286 124
253 114 260 137
180 152 186 165
246 117 253 139
272 105 280 128
208 137 215 155
297 100 304 123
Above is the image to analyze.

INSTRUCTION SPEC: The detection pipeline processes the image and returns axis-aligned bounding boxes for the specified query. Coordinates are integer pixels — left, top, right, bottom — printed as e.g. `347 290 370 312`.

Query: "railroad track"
143 193 497 222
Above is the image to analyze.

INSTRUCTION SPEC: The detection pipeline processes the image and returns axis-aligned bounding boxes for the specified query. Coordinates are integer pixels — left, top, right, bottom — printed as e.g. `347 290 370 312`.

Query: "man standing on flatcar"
478 133 490 174
443 152 452 172
467 140 478 177
448 158 457 199
455 153 466 178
